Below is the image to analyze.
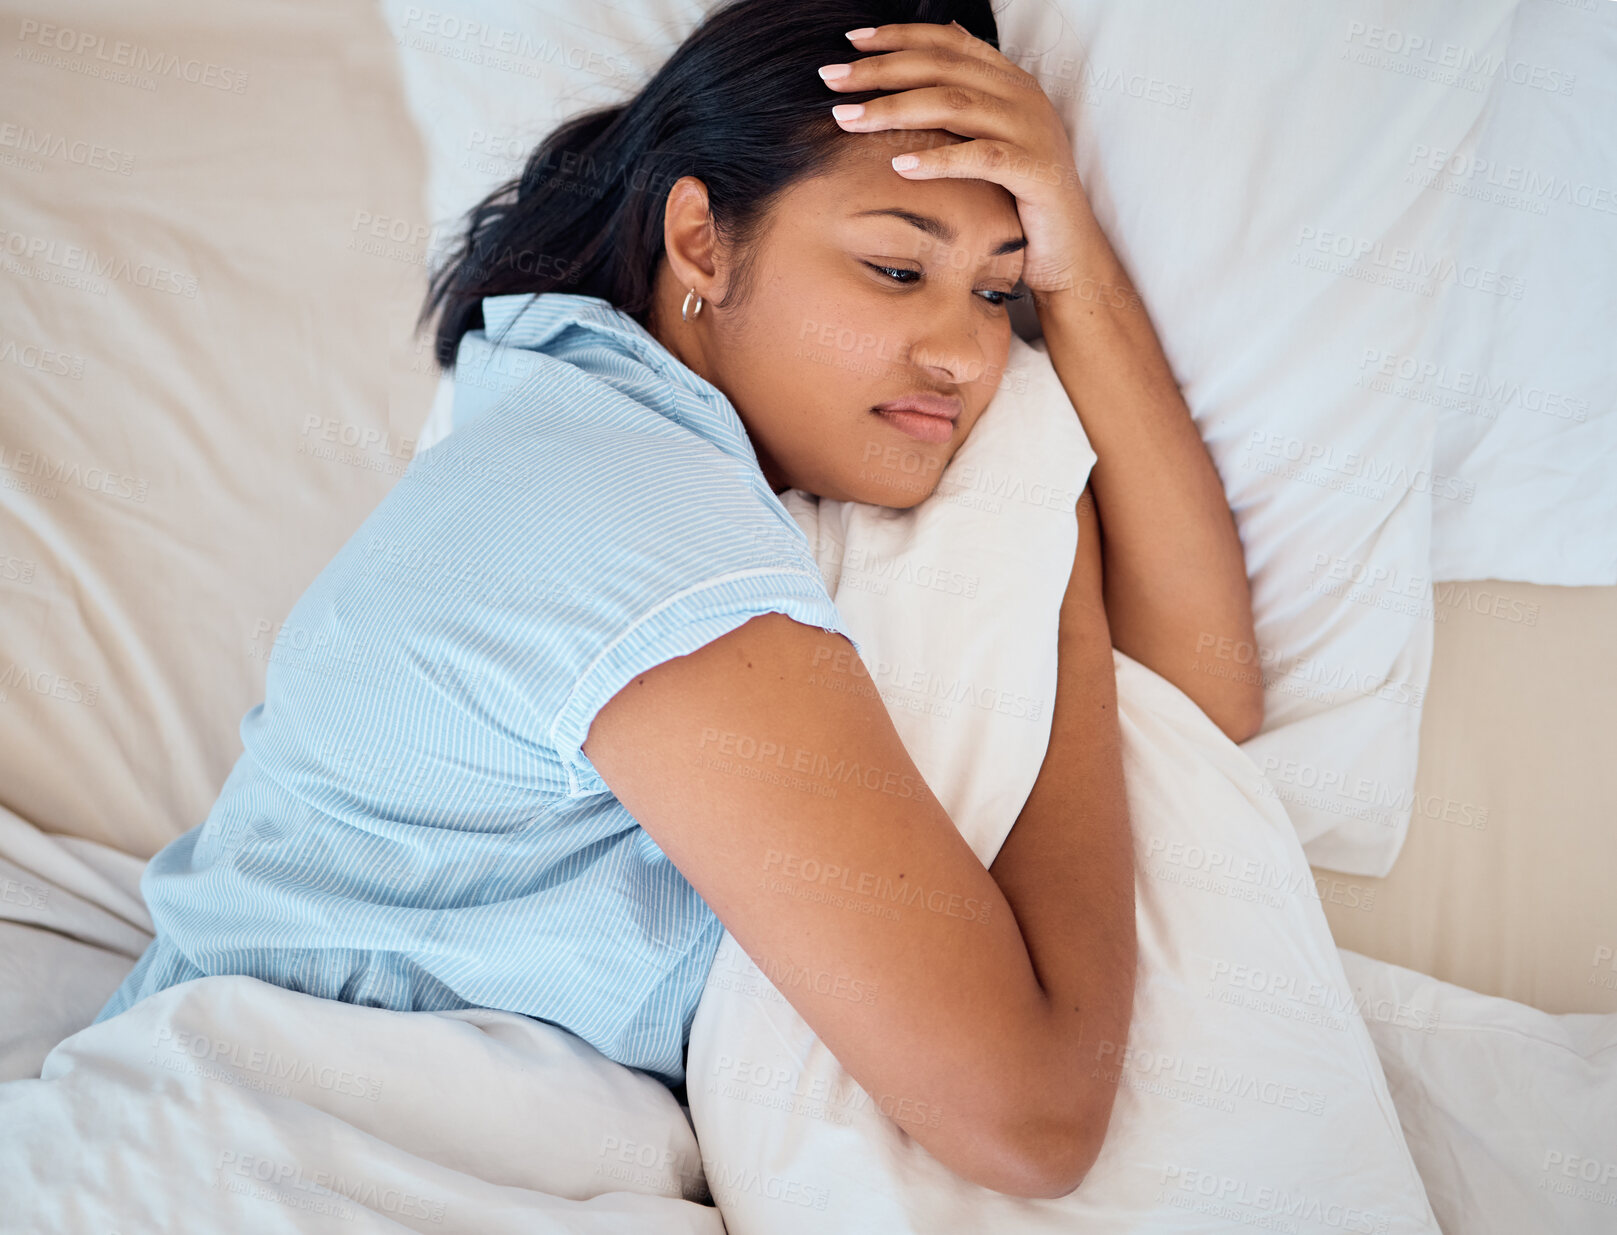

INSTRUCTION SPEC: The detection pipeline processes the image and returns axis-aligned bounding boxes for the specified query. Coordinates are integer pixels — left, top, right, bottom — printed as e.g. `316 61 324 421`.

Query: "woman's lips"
872 407 955 444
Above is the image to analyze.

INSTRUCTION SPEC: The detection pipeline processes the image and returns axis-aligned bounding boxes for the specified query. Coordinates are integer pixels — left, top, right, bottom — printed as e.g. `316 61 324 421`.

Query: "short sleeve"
550 569 864 797
411 308 870 802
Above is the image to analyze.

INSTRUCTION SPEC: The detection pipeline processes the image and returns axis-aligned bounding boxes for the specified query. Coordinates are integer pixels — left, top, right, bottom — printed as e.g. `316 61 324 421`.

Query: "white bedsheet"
0 816 723 1234
0 802 151 1083
0 975 726 1234
1340 949 1617 1235
0 814 726 1234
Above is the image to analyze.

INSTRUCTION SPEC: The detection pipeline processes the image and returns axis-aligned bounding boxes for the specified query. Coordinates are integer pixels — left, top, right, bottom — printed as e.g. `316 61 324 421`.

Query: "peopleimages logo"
1406 144 1617 218
1341 20 1576 96
15 19 250 93
0 334 86 379
1246 428 1477 506
395 6 629 81
152 1027 384 1100
0 442 148 504
761 847 993 925
0 227 198 297
213 1151 447 1223
0 122 135 175
1159 1164 1392 1233
1356 347 1590 423
1293 225 1526 300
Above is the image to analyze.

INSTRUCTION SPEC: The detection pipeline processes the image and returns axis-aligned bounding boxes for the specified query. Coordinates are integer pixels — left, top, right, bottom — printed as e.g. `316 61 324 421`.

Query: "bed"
2 0 1612 1231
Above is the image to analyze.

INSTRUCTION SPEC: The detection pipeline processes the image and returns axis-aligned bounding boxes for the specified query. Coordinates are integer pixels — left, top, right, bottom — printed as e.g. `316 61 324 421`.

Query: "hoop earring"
681 287 704 322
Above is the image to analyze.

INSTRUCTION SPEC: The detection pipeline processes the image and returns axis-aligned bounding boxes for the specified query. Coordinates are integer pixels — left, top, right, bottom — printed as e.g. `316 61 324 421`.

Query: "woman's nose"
912 335 983 388
911 295 991 386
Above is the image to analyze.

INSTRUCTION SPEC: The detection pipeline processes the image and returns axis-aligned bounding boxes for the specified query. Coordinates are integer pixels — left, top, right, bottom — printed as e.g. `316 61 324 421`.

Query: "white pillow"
991 0 1516 876
683 334 1440 1232
1339 949 1617 1235
381 0 715 233
1407 0 1617 586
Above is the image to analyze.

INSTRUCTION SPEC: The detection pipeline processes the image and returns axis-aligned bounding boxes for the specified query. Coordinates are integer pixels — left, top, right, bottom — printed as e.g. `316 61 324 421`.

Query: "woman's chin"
839 470 939 509
778 455 944 508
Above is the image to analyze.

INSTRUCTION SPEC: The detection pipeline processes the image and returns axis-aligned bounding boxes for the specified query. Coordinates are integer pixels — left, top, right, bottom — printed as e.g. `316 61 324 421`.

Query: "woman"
95 0 1259 1202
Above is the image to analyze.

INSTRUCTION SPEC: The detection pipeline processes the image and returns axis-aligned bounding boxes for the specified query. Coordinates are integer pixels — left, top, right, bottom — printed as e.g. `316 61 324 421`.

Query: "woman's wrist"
1026 201 1151 341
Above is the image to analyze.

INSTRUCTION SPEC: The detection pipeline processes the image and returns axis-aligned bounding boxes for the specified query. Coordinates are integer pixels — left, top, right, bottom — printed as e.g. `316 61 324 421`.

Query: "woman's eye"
864 262 1026 308
978 287 1027 307
866 262 920 284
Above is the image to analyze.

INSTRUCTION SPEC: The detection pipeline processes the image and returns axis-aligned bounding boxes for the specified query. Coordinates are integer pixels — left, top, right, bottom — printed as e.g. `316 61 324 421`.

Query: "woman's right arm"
582 497 1131 1199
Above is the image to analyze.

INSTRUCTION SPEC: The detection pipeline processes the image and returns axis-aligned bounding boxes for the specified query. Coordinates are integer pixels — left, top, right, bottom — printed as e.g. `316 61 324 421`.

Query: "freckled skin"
646 128 1026 509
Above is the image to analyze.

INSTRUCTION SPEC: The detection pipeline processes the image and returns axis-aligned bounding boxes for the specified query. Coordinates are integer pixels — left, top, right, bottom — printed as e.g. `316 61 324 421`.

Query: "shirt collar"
481 291 657 361
476 291 762 465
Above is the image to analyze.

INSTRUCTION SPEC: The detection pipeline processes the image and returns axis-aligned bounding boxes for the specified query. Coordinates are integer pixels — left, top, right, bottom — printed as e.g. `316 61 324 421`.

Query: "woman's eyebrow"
851 207 1027 256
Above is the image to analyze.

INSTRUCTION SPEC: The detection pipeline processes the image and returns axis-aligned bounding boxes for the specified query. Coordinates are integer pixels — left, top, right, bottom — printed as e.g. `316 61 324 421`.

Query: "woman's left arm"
829 21 1263 742
1031 207 1263 743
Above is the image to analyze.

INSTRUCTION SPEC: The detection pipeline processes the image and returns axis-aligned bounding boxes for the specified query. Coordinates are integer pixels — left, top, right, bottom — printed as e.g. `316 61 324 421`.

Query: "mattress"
1315 578 1617 1015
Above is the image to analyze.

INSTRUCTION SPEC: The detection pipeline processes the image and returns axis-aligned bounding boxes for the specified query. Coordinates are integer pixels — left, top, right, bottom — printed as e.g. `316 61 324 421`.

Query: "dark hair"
418 0 1002 370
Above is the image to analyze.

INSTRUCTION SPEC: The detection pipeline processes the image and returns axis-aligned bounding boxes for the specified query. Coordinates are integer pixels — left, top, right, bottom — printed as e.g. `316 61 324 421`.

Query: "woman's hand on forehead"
816 21 1096 296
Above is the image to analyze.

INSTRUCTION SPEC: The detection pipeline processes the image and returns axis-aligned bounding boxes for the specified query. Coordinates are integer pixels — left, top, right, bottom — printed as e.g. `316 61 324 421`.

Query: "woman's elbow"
1216 685 1265 745
980 1052 1125 1198
1003 1089 1116 1200
1191 663 1264 744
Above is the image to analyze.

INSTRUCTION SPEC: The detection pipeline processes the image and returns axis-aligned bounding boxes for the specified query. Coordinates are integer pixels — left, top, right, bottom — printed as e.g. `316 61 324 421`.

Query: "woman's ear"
661 175 723 303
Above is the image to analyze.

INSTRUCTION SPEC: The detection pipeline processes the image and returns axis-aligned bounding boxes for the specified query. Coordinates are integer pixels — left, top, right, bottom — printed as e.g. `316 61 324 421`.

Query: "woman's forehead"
788 136 1024 240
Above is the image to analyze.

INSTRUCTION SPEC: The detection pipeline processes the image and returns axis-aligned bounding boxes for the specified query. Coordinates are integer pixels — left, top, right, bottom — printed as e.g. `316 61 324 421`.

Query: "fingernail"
892 154 919 171
817 63 851 81
845 27 875 40
832 103 864 123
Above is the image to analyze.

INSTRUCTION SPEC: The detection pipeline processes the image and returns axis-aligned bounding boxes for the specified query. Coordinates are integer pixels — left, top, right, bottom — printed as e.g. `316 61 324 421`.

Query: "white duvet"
0 802 716 1235
0 798 724 1233
0 973 724 1233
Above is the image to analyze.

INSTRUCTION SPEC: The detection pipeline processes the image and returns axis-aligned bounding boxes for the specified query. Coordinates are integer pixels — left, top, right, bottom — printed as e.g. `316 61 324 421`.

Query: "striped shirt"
94 291 864 1087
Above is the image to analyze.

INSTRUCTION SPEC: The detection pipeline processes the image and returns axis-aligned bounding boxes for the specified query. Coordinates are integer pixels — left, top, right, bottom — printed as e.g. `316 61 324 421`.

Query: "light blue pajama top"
94 291 864 1088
